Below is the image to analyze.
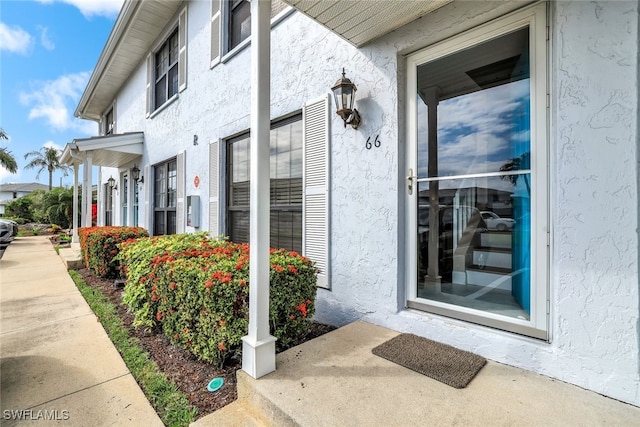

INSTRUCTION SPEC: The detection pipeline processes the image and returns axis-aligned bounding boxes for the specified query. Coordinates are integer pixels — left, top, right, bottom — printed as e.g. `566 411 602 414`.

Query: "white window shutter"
145 54 153 117
209 140 220 236
303 95 331 289
178 7 188 92
176 151 186 233
210 0 221 67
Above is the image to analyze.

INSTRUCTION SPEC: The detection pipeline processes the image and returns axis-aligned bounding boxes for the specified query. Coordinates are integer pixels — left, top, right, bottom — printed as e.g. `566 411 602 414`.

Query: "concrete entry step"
58 243 83 270
192 321 640 427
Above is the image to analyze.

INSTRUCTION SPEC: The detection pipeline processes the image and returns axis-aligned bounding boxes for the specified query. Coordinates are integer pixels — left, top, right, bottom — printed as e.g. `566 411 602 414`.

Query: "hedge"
79 226 149 279
117 234 318 366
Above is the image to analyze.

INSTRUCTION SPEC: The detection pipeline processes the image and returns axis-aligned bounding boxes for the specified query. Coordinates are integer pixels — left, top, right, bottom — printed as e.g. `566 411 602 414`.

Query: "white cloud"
0 22 34 55
0 162 23 184
19 72 95 134
36 0 124 18
43 141 64 151
37 25 55 50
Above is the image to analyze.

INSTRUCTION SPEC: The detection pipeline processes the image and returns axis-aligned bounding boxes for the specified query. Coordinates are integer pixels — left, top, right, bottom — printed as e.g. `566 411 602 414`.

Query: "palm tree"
0 128 18 174
23 146 71 190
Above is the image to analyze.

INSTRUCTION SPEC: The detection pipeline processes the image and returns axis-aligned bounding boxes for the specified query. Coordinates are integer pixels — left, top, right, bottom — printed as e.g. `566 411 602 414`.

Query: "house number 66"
366 135 381 150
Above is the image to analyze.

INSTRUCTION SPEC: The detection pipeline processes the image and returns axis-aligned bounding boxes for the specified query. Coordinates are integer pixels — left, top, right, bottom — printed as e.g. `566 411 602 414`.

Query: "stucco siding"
552 0 640 404
103 0 639 406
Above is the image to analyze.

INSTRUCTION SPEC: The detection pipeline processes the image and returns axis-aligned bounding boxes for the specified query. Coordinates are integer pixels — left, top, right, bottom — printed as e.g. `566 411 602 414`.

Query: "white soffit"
282 0 453 47
61 133 144 168
77 1 182 121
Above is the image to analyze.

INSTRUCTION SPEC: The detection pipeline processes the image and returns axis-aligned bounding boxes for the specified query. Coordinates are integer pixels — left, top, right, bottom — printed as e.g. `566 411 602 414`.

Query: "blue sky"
0 0 124 186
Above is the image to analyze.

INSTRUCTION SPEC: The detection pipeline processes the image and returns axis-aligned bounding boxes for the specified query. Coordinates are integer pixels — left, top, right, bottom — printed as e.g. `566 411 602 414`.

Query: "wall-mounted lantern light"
107 176 117 191
131 164 143 184
331 68 361 129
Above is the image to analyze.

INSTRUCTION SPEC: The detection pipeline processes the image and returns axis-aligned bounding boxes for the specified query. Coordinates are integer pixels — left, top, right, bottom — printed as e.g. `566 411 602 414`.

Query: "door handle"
407 168 417 195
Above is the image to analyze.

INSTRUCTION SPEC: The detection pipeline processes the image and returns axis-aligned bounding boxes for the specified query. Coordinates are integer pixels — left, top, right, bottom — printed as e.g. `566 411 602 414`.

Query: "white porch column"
72 163 79 243
425 87 440 283
83 151 93 227
242 0 276 379
81 161 87 228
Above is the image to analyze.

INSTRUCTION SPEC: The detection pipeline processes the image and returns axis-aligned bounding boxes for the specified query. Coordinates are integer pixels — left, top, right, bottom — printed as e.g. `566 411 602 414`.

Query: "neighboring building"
61 0 639 406
0 182 50 215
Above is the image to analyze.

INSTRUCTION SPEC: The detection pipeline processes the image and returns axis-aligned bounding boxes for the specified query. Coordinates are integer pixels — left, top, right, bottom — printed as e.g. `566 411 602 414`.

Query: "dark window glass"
227 115 302 252
154 159 177 235
104 183 113 226
229 0 251 51
105 109 114 135
154 30 179 110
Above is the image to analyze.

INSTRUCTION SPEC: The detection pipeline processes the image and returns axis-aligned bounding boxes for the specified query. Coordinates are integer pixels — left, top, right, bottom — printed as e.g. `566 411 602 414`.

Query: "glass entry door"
406 5 548 339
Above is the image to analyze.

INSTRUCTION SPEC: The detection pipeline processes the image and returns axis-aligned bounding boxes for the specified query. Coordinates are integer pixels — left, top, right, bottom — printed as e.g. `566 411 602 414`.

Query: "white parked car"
480 211 515 231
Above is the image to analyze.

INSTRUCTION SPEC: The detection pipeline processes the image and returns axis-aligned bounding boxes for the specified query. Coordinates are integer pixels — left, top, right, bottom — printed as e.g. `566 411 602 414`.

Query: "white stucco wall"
105 0 639 406
551 0 639 404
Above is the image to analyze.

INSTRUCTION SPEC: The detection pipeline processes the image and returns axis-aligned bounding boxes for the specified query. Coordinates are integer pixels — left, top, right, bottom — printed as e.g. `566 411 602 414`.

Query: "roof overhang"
281 0 453 47
61 132 144 168
76 0 454 122
75 1 183 121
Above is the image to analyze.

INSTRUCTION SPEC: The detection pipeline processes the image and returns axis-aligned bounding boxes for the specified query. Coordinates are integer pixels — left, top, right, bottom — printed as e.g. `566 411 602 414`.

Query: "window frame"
121 173 129 227
104 107 114 136
104 183 113 227
147 6 187 117
153 158 178 235
225 113 303 252
153 28 180 112
216 0 293 65
404 3 549 339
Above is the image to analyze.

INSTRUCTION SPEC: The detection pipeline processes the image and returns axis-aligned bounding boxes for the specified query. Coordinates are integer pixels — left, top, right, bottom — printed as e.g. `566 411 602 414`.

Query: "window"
105 108 114 135
133 177 139 227
213 0 289 63
147 7 187 116
154 30 179 110
154 159 177 235
104 183 113 226
122 174 128 226
406 4 548 338
226 115 303 252
228 0 250 52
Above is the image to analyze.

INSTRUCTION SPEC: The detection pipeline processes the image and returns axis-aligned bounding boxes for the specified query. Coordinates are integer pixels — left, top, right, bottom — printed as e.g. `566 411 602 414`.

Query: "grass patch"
68 270 198 426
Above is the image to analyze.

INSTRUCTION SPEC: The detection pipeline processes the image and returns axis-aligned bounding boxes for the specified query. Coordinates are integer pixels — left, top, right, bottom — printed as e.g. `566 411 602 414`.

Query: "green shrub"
119 235 318 366
117 232 219 329
79 226 149 278
5 197 33 221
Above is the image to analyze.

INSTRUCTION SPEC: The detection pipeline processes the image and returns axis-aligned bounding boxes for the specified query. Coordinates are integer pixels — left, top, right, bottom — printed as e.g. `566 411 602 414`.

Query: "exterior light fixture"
331 68 361 129
131 164 143 183
107 176 117 191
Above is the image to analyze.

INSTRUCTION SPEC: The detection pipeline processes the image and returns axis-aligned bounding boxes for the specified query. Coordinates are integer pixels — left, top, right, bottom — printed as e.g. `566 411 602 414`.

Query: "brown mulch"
74 267 335 419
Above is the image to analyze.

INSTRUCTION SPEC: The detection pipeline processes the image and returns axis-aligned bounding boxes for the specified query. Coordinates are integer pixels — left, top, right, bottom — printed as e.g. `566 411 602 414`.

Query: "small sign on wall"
194 175 200 188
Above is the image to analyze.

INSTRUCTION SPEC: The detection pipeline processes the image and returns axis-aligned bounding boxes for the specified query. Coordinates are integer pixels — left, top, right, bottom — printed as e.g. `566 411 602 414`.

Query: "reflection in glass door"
407 9 548 338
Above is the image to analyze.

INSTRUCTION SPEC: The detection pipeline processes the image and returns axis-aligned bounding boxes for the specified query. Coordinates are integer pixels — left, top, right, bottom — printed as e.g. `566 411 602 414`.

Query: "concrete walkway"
197 322 640 427
2 236 640 427
0 236 162 426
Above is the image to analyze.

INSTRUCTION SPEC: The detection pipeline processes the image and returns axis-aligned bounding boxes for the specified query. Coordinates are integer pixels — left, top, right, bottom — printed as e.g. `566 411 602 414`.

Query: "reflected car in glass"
480 211 515 231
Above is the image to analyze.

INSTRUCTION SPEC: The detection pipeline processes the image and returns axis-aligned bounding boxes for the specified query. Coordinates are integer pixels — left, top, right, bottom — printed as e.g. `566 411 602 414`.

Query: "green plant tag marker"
207 377 224 392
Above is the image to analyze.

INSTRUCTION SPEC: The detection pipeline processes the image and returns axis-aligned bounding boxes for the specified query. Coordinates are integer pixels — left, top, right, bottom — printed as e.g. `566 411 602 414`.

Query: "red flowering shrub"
78 226 148 278
117 232 218 328
118 234 318 366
